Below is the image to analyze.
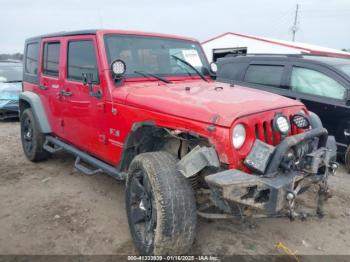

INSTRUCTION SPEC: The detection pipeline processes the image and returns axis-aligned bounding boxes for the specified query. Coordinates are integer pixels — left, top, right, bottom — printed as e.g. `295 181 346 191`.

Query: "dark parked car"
0 61 22 120
216 54 350 170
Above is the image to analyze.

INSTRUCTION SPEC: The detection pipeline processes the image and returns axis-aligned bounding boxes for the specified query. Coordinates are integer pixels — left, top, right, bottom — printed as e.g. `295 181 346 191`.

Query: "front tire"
20 108 50 162
126 151 197 255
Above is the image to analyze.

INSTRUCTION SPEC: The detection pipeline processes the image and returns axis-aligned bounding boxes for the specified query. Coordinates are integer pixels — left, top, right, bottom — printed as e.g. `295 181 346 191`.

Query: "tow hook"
286 191 308 221
286 192 298 220
329 162 338 175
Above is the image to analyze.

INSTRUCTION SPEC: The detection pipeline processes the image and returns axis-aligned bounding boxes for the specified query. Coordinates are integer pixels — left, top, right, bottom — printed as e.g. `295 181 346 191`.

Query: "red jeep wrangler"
20 30 337 255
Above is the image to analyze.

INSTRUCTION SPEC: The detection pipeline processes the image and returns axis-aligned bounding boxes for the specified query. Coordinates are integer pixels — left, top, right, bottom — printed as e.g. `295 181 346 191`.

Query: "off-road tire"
344 145 350 173
20 108 50 162
126 151 197 255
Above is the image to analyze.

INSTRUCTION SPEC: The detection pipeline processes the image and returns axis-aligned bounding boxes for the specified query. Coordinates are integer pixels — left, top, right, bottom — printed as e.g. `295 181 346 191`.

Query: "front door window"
67 40 99 83
291 67 345 100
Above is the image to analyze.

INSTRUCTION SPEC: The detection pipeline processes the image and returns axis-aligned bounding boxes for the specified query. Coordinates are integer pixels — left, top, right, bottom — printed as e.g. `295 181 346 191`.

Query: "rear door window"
43 42 60 77
25 43 39 75
217 62 246 81
244 65 284 87
290 67 345 100
67 40 99 83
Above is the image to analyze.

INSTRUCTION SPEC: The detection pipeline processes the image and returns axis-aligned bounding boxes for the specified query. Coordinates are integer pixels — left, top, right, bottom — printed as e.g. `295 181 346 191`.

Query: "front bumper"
205 128 337 216
0 103 19 120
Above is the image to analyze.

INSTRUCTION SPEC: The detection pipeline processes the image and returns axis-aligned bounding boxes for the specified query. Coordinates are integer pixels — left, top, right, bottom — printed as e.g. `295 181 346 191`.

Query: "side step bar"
44 136 125 180
74 156 102 176
43 139 63 153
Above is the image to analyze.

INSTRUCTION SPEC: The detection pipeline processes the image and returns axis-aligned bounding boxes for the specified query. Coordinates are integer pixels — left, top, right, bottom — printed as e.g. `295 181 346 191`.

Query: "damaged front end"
204 127 338 220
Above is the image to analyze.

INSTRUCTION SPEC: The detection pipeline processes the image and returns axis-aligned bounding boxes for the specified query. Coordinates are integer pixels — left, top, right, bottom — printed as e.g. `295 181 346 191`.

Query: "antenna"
291 4 299 42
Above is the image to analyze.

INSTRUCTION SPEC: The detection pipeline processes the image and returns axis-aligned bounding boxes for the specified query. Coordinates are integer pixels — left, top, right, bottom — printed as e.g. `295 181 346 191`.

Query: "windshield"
0 64 23 82
337 64 350 78
104 35 210 78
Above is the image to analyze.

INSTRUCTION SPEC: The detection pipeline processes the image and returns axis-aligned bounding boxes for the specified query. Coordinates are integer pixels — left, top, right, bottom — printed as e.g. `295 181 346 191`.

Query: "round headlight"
274 115 290 135
291 114 310 129
232 124 246 149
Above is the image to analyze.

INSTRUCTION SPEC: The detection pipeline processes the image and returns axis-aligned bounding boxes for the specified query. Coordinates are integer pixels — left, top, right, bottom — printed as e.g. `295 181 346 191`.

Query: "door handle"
59 90 73 97
39 85 48 90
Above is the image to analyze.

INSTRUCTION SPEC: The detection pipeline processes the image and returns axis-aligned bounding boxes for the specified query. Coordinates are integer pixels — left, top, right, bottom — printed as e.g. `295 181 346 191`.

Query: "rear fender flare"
19 91 52 133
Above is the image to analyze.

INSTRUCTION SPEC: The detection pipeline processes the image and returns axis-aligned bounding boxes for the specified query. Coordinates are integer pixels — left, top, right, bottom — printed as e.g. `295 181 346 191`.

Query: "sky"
1 0 349 53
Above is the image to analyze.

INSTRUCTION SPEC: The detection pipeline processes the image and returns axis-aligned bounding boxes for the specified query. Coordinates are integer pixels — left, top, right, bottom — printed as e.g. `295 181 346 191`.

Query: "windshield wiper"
171 55 208 82
134 71 172 84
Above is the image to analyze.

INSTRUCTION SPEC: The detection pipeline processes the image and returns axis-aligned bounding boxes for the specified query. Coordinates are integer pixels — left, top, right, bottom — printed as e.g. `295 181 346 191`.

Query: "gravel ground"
1 120 350 256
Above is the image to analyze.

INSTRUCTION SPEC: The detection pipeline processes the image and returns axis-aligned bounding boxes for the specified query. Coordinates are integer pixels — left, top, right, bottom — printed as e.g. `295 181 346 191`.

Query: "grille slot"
254 117 299 146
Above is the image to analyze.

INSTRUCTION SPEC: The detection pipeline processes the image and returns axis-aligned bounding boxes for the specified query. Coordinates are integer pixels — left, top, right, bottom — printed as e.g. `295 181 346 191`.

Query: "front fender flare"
309 111 323 129
176 145 220 178
19 91 52 133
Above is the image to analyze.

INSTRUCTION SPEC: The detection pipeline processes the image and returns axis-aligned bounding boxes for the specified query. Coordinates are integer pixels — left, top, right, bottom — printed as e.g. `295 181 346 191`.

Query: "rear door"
60 35 107 158
39 38 64 136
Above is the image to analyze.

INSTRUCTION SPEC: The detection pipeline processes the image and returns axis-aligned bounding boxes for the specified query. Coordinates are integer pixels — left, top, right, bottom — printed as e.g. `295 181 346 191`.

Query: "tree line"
0 53 24 61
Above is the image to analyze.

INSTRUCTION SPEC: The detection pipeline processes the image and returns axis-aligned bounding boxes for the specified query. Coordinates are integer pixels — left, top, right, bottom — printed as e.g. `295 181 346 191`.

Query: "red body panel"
23 30 306 170
122 80 302 127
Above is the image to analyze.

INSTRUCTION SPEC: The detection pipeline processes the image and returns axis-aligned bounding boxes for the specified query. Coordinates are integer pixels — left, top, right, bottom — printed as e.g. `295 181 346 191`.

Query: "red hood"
122 80 303 127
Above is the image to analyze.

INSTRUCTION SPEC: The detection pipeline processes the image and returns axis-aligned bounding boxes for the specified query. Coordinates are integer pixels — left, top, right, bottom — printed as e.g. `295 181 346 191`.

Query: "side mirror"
82 73 101 99
209 62 217 79
111 59 126 86
210 62 218 74
82 72 93 86
82 73 89 86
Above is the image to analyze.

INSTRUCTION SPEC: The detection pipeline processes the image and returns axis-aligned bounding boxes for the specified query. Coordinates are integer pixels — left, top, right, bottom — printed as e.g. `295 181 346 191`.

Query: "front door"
286 63 349 146
60 36 107 159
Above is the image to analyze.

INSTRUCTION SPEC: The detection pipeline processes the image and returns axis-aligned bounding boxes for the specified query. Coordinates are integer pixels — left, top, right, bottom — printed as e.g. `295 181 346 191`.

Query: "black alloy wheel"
128 169 157 250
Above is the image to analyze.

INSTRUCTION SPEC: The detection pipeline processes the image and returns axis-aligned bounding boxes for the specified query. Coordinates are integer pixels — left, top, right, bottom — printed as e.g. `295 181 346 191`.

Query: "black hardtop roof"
217 54 350 83
303 55 350 66
218 54 350 67
25 29 97 42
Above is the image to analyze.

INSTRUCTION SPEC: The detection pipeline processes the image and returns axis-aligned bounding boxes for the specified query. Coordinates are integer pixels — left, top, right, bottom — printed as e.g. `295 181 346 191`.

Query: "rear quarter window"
25 43 39 75
23 41 40 84
244 65 284 87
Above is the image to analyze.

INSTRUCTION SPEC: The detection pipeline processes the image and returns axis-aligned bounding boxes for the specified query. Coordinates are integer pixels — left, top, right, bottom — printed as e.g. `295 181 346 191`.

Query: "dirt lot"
1 120 350 256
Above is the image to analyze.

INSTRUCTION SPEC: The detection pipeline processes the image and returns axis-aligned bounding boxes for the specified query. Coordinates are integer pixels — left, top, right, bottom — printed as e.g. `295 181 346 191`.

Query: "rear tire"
20 108 50 162
126 151 197 255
